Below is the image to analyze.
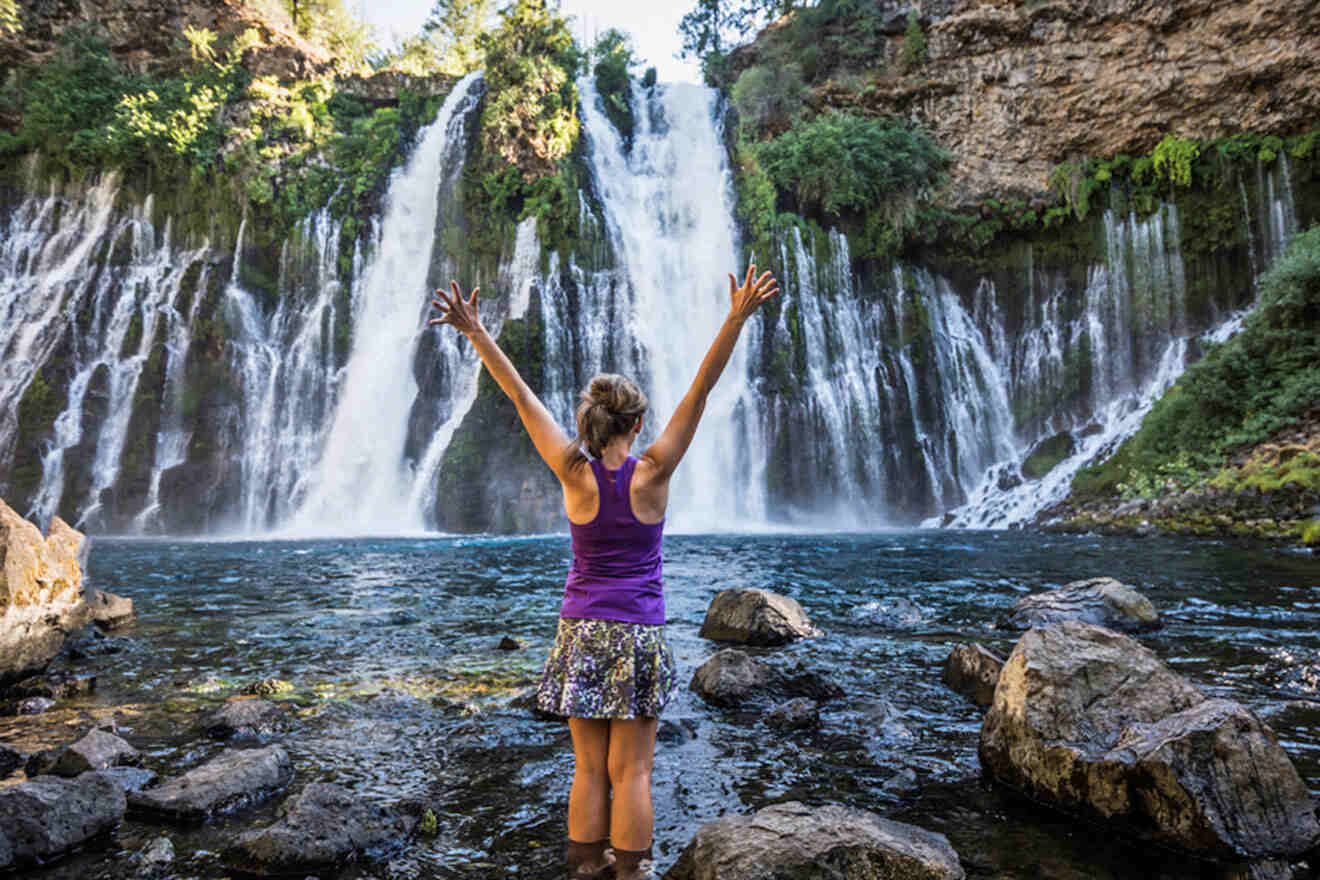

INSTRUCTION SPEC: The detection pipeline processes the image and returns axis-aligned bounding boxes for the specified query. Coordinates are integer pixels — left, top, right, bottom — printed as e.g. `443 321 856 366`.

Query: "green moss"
1302 519 1320 547
1022 433 1076 480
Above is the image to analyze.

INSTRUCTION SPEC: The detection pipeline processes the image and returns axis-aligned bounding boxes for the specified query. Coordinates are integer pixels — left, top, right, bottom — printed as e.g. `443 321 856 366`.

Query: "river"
4 530 1317 879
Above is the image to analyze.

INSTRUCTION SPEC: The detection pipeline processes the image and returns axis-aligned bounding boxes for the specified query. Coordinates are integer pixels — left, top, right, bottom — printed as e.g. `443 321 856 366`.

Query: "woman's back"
563 456 664 626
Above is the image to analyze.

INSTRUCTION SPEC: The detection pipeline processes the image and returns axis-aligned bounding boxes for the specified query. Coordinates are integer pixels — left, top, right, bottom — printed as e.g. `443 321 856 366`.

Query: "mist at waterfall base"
1 68 1304 537
6 531 1311 879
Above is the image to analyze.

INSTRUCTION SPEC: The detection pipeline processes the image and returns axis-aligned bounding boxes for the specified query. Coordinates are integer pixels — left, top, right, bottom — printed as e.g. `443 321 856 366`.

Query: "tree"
279 0 376 67
678 0 803 85
478 0 583 180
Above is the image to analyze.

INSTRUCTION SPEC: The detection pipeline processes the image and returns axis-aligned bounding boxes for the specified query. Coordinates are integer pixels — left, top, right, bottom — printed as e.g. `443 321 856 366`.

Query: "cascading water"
285 71 486 534
564 78 764 530
0 172 211 530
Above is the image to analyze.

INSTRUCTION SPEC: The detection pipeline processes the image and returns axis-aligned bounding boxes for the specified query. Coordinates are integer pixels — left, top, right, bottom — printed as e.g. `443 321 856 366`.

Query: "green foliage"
592 28 639 147
1303 519 1320 547
900 10 928 71
4 25 248 174
731 62 803 136
1151 134 1199 187
1073 224 1320 501
478 0 582 181
755 111 949 218
679 0 806 84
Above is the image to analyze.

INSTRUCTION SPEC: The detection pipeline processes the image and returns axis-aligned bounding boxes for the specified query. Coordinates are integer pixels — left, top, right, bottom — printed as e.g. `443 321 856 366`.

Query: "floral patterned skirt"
536 617 678 720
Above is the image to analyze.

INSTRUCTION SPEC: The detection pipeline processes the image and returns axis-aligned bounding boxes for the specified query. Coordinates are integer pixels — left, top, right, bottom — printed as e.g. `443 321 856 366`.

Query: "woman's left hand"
429 281 484 337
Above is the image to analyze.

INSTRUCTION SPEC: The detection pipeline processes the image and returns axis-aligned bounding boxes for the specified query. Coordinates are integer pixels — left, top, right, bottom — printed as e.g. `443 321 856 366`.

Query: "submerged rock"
691 650 842 709
50 729 141 777
853 596 926 628
665 801 964 880
1008 576 1161 633
241 678 294 697
765 697 820 731
202 698 287 740
89 589 134 631
699 588 819 646
942 643 1005 707
226 782 418 876
0 503 91 686
128 745 294 822
7 670 98 700
979 621 1320 860
100 765 159 794
0 772 126 867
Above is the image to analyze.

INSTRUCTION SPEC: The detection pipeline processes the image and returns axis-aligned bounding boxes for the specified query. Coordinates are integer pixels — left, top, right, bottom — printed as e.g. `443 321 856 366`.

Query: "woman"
430 265 778 879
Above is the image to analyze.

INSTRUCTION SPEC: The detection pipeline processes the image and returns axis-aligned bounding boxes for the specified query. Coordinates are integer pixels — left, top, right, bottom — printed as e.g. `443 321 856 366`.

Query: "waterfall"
572 78 762 530
285 71 486 535
0 172 211 530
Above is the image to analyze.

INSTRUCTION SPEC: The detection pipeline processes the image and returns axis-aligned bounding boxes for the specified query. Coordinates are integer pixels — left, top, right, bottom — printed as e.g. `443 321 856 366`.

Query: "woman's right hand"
429 281 485 338
727 264 779 324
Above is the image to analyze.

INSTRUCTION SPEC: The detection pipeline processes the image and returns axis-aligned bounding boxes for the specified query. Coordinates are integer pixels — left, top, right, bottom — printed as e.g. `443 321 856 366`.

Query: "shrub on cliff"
755 111 948 218
592 28 640 148
1073 224 1320 501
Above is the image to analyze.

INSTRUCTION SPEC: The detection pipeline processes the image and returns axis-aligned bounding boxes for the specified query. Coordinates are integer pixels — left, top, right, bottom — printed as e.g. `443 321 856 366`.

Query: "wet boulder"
100 766 159 794
128 745 294 822
49 729 141 777
942 643 1005 707
980 621 1320 860
853 596 926 628
666 801 964 880
0 772 126 867
226 782 418 876
89 589 134 631
1008 576 1160 633
691 650 772 706
202 698 287 740
0 503 91 686
765 698 820 731
699 588 819 646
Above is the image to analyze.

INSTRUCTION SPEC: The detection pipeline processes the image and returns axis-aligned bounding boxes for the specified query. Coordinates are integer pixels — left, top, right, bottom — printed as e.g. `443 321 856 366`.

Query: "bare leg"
567 718 612 874
607 717 658 877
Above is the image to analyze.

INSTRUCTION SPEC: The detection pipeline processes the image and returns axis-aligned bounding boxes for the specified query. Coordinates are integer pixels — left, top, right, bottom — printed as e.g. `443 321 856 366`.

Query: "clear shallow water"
5 531 1320 879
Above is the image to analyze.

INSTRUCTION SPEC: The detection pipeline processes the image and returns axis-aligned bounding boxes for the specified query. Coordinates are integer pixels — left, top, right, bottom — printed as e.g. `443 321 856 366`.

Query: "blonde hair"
566 373 648 466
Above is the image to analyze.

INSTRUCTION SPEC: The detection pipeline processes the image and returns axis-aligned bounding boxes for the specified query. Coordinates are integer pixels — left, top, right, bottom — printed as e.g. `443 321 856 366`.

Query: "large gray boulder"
226 782 418 875
665 801 964 880
0 772 126 867
0 502 91 686
942 643 1005 707
980 621 1320 860
1008 576 1160 633
128 745 294 822
699 589 819 646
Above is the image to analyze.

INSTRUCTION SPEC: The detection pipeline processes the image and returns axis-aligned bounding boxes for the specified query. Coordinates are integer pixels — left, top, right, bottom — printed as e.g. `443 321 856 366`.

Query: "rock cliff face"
742 0 1320 207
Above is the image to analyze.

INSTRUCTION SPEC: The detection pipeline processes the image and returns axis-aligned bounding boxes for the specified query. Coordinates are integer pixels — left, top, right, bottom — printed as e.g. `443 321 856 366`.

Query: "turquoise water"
7 531 1320 878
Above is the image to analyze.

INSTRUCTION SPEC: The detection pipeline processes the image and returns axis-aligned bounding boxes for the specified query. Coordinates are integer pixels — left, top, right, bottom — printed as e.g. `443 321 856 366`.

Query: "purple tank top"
560 456 665 625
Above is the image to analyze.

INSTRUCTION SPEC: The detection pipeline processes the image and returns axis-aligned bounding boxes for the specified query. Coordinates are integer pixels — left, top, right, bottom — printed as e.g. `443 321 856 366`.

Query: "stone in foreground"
980 621 1320 860
942 643 1005 707
0 772 126 867
1008 576 1160 633
765 697 820 731
128 745 294 822
226 782 417 876
699 588 819 646
665 801 964 880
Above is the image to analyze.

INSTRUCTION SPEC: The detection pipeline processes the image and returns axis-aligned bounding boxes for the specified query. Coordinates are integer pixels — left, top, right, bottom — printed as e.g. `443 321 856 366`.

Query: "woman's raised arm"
430 281 576 482
639 265 778 481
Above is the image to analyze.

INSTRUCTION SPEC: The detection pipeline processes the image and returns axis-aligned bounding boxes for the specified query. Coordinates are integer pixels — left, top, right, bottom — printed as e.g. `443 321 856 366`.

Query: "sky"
357 0 703 84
